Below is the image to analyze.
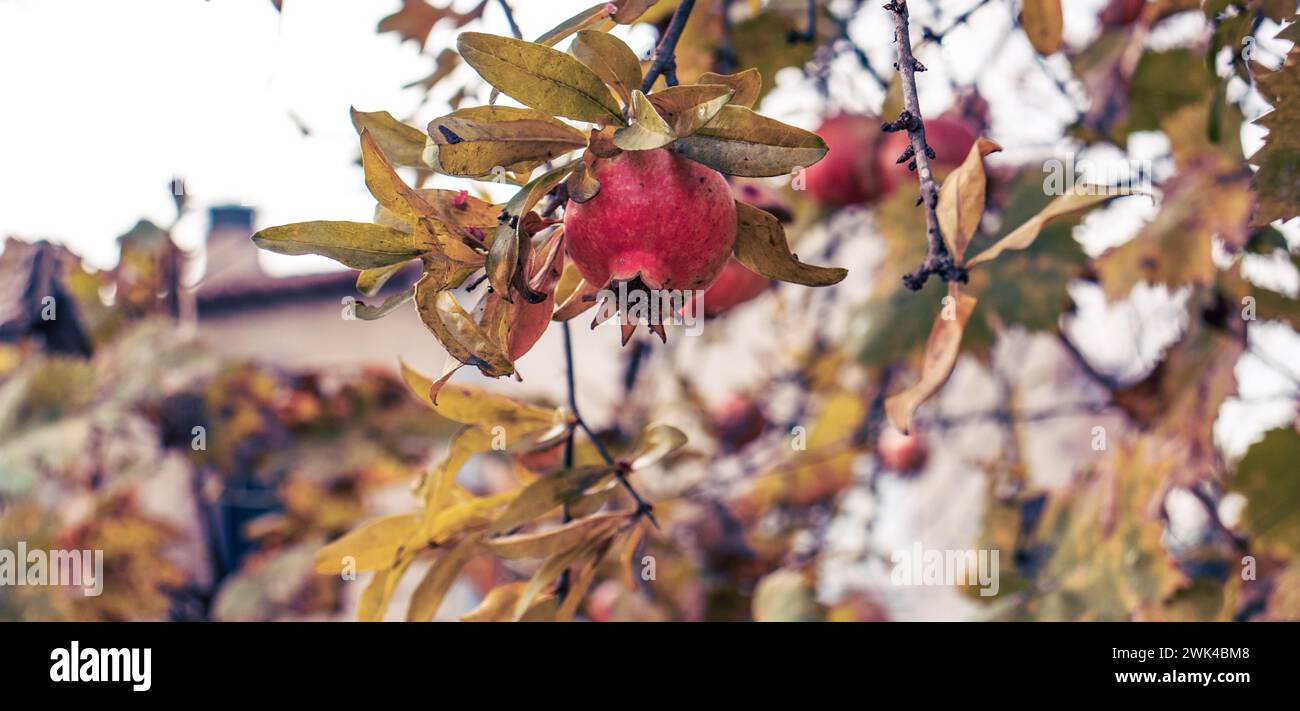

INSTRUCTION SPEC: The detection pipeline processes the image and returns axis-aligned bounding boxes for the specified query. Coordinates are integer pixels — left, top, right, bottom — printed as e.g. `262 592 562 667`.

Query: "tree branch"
883 0 966 291
496 0 522 39
560 322 657 527
642 0 697 92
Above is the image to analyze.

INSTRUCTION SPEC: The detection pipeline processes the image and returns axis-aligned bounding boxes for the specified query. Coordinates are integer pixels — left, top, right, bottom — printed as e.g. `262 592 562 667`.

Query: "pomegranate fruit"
564 148 737 292
709 392 769 449
877 113 980 197
698 258 770 317
1099 0 1144 28
878 426 927 473
804 114 890 207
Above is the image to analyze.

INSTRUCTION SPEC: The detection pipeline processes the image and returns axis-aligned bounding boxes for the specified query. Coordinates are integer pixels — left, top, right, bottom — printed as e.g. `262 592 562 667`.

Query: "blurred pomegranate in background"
877 425 927 473
877 113 980 196
1099 0 1145 28
804 114 890 207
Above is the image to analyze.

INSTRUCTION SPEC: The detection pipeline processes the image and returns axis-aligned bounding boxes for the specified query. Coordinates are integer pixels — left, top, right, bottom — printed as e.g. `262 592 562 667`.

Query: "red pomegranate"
804 114 890 207
564 149 737 292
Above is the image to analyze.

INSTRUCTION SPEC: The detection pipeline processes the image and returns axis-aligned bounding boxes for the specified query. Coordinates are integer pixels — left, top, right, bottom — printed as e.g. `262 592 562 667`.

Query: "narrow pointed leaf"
965 188 1140 268
627 423 688 470
457 32 624 125
570 30 643 106
407 534 481 621
884 286 977 434
673 106 828 177
252 221 421 269
426 106 588 178
313 513 422 574
488 465 617 534
484 512 628 559
936 138 1001 263
350 107 428 168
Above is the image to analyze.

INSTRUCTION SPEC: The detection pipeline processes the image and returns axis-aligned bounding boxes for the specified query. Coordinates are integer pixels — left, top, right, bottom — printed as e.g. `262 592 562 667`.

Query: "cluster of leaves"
254 7 844 400
312 362 690 621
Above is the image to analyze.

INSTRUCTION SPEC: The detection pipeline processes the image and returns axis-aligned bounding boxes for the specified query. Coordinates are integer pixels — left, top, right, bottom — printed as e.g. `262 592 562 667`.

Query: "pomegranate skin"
1100 0 1144 27
877 114 980 197
804 114 888 207
563 149 737 292
700 257 770 316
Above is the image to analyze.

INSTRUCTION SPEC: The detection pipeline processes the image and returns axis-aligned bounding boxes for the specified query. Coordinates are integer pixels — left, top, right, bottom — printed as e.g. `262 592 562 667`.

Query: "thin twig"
559 321 658 528
642 0 697 92
883 0 966 291
496 0 522 39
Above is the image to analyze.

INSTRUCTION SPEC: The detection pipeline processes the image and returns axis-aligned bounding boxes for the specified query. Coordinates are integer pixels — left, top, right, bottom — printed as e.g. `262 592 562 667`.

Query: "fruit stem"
883 0 967 291
642 0 697 92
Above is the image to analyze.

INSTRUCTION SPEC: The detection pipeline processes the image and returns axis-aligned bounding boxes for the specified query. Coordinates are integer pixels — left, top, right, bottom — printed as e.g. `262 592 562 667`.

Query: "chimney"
201 205 261 290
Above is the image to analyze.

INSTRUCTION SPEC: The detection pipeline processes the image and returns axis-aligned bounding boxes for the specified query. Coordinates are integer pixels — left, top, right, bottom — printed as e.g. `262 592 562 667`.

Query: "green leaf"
673 106 827 177
426 106 588 178
488 465 617 534
1231 427 1300 558
732 201 846 286
457 32 624 125
350 107 429 168
697 68 762 108
613 90 676 151
570 30 643 106
252 221 422 270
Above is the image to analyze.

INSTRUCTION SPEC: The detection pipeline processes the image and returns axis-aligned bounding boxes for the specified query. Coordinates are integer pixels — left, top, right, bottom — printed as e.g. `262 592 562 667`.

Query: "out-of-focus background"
1 0 1298 621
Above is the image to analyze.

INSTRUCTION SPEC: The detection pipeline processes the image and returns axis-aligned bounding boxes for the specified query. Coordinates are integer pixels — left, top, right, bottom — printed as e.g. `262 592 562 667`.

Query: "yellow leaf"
361 130 434 226
426 106 588 178
733 202 847 286
488 465 617 534
399 360 554 426
461 582 558 621
534 3 616 47
457 32 624 125
884 285 977 434
555 554 600 621
355 262 408 297
1021 0 1063 56
614 90 677 151
965 188 1140 268
647 84 734 138
251 221 421 270
619 518 647 592
484 511 629 559
407 533 481 621
414 277 514 377
570 30 643 106
697 68 762 108
427 490 519 543
513 535 606 620
936 138 1001 263
350 107 428 168
626 423 688 470
313 513 422 574
674 105 828 177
